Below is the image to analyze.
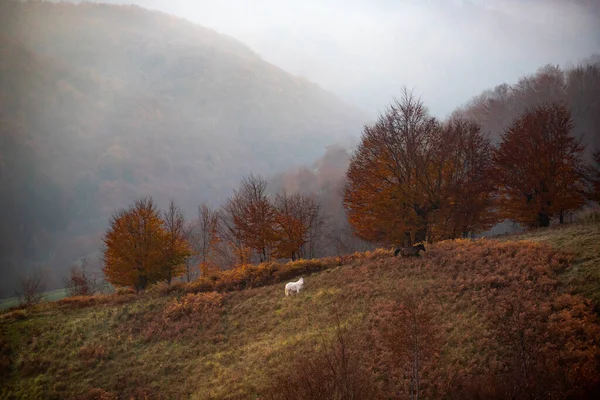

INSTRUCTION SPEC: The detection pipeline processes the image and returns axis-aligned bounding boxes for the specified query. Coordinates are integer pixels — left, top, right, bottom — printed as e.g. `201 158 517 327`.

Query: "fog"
91 0 600 117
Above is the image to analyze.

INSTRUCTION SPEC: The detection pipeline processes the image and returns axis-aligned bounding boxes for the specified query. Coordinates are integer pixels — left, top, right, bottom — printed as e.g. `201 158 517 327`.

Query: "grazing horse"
394 243 426 257
285 277 304 296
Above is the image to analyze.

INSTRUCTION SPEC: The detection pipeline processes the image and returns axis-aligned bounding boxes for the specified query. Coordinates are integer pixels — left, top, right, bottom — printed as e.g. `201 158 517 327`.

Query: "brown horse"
394 243 426 257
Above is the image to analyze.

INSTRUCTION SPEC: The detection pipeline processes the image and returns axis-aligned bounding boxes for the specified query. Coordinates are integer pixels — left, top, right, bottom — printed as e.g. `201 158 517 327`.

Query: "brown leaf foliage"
142 292 225 341
344 89 497 246
265 319 382 400
102 197 192 291
493 103 587 227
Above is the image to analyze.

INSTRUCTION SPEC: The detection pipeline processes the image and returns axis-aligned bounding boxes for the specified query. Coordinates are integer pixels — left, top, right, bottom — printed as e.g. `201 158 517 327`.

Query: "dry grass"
1 228 600 399
499 220 600 310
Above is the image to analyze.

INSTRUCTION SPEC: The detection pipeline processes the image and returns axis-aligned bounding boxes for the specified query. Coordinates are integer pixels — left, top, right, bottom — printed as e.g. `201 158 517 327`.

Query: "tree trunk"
537 212 550 228
404 231 412 247
559 210 564 224
135 275 147 292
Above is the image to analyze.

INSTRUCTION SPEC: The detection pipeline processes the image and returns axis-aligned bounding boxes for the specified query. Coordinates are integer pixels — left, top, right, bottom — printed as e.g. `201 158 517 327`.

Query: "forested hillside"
0 1 365 296
452 61 600 159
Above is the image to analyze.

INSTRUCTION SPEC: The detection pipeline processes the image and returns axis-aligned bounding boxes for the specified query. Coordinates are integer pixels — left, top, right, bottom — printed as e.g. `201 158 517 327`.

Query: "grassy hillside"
499 218 600 311
2 223 600 399
0 0 366 296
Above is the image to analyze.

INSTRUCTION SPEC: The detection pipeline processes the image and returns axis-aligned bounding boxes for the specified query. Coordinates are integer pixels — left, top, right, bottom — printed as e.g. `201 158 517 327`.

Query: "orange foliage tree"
102 197 190 291
493 103 587 227
343 89 496 246
272 191 321 260
432 118 497 239
224 174 276 263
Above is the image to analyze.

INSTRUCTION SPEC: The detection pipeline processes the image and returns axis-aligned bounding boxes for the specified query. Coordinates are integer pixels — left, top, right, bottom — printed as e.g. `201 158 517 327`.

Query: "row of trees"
221 175 324 264
101 176 326 289
344 90 599 246
99 91 600 290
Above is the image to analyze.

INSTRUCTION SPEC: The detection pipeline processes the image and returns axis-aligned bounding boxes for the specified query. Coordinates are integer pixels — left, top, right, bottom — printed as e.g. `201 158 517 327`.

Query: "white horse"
285 277 304 296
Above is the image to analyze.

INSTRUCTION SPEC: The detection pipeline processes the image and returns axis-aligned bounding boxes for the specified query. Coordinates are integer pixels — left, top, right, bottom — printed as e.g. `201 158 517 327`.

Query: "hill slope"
0 1 366 295
2 223 600 399
452 62 600 157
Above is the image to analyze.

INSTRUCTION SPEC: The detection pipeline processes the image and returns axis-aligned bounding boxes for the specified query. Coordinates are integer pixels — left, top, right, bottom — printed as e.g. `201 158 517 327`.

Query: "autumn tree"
218 204 252 265
344 89 439 246
493 103 587 227
162 200 192 284
272 191 323 260
103 197 187 291
194 203 220 275
225 174 276 262
431 118 497 239
344 89 496 246
303 195 327 259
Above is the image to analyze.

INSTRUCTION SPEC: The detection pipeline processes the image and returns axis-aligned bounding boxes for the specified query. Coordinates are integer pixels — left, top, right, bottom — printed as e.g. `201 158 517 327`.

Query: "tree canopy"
493 103 587 227
343 89 497 246
102 197 191 290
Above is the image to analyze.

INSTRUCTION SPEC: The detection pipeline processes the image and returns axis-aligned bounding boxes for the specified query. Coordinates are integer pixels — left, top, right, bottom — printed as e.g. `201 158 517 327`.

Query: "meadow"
1 221 600 399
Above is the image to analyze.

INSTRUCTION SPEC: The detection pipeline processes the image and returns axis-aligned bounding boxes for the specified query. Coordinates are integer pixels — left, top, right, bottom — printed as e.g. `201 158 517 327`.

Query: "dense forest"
0 1 365 297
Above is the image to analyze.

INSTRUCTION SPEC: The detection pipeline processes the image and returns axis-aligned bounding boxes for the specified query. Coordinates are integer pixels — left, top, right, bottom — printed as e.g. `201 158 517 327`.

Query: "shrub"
151 281 185 296
64 258 98 297
143 292 225 341
163 292 224 323
78 388 118 400
78 344 108 367
16 271 46 306
56 292 137 310
265 320 381 400
115 286 136 296
0 337 11 380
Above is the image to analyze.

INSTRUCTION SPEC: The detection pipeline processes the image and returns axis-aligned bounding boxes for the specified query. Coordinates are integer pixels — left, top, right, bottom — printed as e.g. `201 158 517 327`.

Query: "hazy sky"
93 0 600 117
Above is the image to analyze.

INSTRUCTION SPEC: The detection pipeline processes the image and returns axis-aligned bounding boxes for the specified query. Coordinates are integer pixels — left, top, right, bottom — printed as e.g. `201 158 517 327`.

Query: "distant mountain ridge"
0 0 367 296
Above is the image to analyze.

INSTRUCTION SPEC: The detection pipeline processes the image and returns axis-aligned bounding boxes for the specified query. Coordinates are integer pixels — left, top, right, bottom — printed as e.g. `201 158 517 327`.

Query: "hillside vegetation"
453 62 600 157
0 0 365 295
2 223 600 399
501 217 600 311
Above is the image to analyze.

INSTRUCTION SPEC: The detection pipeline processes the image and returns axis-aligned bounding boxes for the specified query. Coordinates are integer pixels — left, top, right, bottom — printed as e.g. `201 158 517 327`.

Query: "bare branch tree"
224 174 276 263
16 269 47 306
193 202 220 275
162 199 191 284
64 257 98 297
183 221 199 282
218 201 251 266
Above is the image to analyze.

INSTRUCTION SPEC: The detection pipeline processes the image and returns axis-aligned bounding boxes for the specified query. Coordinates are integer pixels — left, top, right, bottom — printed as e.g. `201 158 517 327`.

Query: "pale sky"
88 0 600 118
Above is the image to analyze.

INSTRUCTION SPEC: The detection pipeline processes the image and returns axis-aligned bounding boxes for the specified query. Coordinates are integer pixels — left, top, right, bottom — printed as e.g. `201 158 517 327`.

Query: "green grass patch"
0 289 67 311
